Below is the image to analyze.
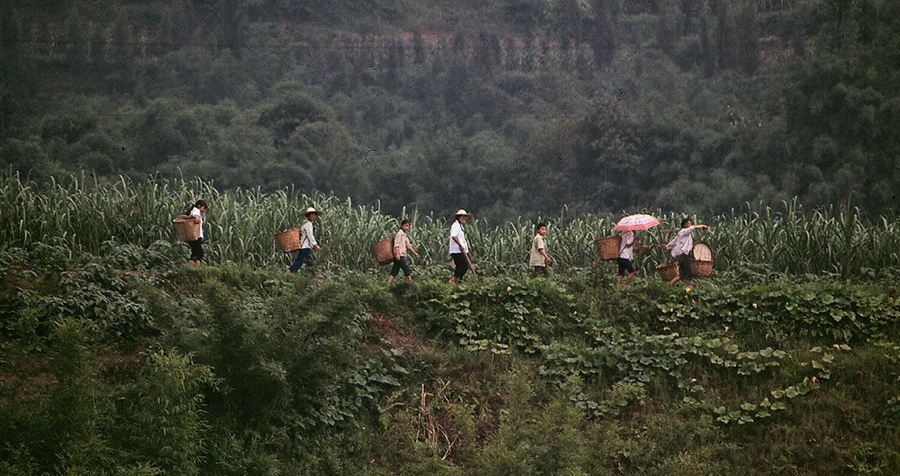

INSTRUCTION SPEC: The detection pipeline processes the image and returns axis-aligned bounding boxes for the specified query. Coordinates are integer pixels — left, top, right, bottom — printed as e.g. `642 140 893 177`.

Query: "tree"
257 86 333 145
656 2 679 57
736 1 759 75
588 0 617 68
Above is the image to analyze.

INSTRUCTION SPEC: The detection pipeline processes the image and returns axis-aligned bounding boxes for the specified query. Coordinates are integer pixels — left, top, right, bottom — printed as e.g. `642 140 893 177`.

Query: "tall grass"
2 173 899 278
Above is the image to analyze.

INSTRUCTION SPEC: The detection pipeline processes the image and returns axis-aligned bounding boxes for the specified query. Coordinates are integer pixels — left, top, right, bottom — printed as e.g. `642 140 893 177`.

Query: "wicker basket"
692 241 714 261
370 239 394 265
690 259 713 277
656 261 678 282
275 228 301 253
595 235 621 260
690 241 713 277
172 215 200 242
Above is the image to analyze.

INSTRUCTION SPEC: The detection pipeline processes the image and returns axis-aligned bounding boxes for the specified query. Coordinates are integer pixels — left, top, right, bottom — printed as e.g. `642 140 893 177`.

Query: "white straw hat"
304 207 323 216
453 209 471 217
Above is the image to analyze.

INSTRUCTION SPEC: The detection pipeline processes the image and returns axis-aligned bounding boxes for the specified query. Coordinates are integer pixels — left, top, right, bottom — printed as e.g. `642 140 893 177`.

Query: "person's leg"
188 239 203 265
389 259 401 282
622 259 635 286
399 257 412 281
616 258 627 286
302 248 314 269
288 248 312 273
450 254 468 282
675 254 691 286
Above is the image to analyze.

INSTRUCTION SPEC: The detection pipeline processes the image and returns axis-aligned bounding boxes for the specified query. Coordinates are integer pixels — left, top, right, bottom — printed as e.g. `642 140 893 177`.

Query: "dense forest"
1 0 898 221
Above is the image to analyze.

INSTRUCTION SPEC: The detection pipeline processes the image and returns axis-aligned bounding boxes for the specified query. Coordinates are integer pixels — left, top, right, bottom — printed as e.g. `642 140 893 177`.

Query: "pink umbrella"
614 214 659 231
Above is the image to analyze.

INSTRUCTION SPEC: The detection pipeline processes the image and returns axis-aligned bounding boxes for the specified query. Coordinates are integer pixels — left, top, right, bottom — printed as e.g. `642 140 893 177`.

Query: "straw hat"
453 209 471 217
304 207 323 217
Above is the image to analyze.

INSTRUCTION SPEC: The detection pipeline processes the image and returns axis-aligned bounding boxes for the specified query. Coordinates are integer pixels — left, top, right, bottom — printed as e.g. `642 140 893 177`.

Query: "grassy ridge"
0 175 898 472
2 173 900 279
0 251 897 474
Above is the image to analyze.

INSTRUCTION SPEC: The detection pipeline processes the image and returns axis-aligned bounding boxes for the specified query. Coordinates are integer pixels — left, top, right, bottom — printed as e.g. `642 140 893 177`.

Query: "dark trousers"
451 253 469 280
390 256 411 277
676 254 692 280
188 238 204 261
531 265 550 278
289 248 313 273
617 258 635 276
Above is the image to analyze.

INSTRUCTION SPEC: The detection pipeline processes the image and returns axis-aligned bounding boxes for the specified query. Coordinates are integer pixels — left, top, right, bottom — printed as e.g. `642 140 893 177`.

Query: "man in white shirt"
287 207 323 274
662 218 709 286
448 209 471 283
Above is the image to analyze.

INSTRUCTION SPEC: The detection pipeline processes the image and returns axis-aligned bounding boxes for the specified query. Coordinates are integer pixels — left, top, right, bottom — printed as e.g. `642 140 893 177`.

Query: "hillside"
1 177 899 474
3 1 900 220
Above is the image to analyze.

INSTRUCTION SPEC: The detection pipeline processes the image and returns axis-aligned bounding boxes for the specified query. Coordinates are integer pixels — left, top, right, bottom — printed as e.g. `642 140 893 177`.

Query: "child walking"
388 219 421 283
616 230 648 286
529 223 552 277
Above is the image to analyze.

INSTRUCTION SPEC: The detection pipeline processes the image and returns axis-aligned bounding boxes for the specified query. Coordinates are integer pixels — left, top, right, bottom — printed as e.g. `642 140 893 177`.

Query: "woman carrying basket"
187 200 207 266
661 218 709 286
286 207 323 274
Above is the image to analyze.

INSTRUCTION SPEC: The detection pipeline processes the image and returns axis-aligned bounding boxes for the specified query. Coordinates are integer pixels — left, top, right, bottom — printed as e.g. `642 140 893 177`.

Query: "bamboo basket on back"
595 235 621 260
275 228 301 253
172 215 200 242
370 238 394 265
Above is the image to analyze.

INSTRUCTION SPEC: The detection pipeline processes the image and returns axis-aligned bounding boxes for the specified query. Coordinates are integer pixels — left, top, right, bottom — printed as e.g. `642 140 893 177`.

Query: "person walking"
388 219 420 283
662 218 709 286
448 209 473 283
529 223 552 278
186 200 207 266
286 207 323 274
616 230 648 287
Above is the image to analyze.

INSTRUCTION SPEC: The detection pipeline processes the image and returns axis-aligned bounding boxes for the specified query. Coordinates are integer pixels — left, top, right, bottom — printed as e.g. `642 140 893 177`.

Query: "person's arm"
306 222 321 250
678 226 695 237
191 208 201 224
408 241 420 258
540 248 551 263
663 237 676 250
452 235 466 254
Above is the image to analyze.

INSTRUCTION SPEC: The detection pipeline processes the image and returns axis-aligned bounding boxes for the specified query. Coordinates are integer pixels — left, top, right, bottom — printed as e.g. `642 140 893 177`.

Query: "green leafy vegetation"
1 181 898 474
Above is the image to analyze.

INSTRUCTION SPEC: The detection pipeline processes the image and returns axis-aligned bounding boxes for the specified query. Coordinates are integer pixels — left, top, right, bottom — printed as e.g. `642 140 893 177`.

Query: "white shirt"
619 231 634 260
449 220 467 254
190 207 204 239
300 219 317 249
666 226 695 257
393 229 411 257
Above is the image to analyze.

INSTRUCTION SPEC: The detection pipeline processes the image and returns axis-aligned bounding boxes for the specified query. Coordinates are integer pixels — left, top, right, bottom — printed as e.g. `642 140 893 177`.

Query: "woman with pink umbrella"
614 214 656 286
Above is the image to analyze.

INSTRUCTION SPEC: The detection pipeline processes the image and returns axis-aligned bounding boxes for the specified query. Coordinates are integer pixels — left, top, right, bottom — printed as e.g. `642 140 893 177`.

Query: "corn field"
2 173 899 278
